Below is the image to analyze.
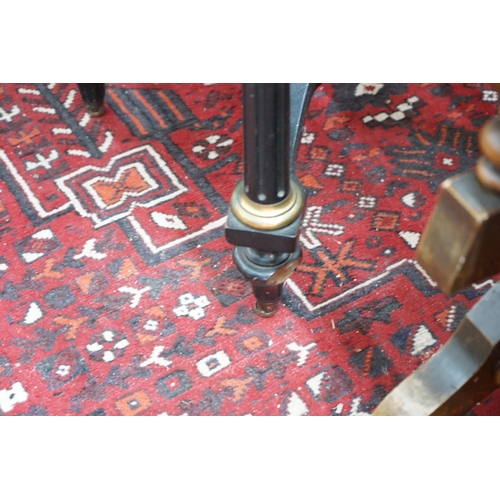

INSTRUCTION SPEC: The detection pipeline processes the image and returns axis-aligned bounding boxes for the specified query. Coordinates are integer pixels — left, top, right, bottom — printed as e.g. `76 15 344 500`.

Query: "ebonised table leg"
225 83 318 316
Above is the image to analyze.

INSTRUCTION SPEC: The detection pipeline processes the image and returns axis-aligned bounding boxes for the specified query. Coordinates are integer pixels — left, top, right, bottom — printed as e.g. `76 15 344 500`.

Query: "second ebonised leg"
77 83 106 117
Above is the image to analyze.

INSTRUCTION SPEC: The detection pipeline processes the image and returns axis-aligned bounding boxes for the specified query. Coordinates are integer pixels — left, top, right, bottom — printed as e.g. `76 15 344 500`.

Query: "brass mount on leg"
227 178 306 317
230 180 304 231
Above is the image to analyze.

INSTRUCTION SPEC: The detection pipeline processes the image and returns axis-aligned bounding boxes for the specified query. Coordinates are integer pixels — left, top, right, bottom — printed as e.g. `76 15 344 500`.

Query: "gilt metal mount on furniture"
225 83 319 317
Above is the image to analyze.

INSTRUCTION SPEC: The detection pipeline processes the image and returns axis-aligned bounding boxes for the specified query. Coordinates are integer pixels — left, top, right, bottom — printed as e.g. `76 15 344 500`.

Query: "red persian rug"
0 83 498 416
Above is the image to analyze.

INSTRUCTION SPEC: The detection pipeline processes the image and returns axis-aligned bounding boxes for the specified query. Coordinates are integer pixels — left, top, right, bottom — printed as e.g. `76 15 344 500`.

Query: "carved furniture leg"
415 86 500 294
374 85 500 415
374 282 500 416
225 83 318 317
77 83 106 117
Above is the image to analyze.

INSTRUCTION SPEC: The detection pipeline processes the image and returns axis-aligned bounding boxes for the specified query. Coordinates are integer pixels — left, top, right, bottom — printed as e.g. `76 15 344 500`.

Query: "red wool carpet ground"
0 83 499 416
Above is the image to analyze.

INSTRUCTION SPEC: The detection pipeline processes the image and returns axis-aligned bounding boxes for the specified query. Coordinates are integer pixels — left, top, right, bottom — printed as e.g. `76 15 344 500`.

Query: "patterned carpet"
0 83 499 416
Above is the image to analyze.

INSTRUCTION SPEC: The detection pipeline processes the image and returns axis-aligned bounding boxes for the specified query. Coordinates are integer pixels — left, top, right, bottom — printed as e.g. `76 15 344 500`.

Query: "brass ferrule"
229 180 304 230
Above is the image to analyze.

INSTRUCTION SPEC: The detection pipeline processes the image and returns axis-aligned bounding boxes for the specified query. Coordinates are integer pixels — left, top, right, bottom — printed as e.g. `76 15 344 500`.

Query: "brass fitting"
229 180 304 231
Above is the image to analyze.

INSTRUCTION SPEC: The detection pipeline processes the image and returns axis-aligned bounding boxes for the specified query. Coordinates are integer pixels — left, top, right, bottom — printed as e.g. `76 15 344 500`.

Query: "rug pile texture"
0 83 498 416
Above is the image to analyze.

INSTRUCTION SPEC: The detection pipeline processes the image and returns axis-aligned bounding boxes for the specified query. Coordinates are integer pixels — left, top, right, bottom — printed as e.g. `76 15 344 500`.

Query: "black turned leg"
225 83 318 317
77 83 106 117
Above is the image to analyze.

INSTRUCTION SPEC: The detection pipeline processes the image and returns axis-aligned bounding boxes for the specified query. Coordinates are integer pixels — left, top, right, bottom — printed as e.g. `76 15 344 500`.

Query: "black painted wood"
77 83 106 116
243 84 290 205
